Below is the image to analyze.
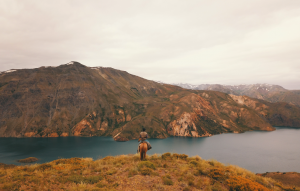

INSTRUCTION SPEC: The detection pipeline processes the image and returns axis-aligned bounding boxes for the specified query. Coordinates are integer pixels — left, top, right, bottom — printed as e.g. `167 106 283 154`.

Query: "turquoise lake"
0 127 299 173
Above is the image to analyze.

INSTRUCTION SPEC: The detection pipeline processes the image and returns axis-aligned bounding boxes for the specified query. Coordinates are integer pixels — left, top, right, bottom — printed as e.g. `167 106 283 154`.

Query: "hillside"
258 172 300 188
174 83 300 107
0 153 298 191
1 62 300 140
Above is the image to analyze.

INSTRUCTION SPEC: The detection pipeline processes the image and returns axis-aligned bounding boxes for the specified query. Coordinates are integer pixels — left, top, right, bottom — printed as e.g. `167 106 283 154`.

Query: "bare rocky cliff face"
0 62 299 140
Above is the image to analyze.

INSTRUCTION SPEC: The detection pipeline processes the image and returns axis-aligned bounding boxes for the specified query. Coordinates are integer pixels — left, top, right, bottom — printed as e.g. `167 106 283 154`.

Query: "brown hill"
258 172 300 188
0 62 299 140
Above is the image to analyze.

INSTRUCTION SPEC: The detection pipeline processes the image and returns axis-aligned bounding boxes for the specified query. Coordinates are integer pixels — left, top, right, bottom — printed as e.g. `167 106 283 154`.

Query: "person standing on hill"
138 128 152 153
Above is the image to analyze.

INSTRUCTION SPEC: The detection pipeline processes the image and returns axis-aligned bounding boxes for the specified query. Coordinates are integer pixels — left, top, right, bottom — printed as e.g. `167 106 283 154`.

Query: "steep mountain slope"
229 95 300 127
174 83 300 107
0 62 299 140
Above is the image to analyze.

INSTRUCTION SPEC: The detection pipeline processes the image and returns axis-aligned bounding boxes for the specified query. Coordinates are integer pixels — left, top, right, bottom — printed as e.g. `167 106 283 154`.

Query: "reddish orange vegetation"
227 176 271 191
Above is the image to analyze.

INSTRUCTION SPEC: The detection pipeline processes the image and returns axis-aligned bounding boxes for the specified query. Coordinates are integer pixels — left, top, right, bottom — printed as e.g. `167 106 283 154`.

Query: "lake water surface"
0 127 299 173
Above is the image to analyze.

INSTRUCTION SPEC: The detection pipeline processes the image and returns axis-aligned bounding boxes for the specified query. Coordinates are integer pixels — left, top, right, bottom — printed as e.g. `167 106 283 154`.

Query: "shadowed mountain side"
0 62 299 140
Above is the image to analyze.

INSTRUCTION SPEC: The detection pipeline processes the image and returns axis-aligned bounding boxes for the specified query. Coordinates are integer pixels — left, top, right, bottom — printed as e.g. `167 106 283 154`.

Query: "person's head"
142 128 146 132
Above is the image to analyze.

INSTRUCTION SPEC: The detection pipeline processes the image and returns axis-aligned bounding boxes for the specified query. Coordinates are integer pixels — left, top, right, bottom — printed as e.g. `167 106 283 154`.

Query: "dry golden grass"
0 153 298 191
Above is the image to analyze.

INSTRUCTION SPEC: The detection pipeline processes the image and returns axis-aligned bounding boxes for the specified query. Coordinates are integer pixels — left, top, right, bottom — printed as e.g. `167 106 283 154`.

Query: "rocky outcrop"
167 112 201 137
72 119 93 136
114 136 129 142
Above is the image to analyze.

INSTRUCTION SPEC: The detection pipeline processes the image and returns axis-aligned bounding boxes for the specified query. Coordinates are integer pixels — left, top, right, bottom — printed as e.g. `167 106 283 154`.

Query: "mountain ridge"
173 83 300 107
1 62 300 140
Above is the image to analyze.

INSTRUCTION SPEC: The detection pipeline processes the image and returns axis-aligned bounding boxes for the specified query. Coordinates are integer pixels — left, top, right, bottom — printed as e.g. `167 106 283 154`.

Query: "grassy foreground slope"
0 153 298 191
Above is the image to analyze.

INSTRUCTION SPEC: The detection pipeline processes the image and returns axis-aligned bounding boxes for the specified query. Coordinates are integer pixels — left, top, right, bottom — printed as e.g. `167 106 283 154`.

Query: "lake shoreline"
1 127 300 173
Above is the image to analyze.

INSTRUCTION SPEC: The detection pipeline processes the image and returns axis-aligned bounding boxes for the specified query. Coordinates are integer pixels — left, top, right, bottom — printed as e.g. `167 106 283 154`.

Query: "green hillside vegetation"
0 153 298 191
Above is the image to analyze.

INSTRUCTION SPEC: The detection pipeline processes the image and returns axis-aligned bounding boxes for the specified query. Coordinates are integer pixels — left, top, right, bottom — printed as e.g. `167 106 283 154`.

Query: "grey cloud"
0 0 300 89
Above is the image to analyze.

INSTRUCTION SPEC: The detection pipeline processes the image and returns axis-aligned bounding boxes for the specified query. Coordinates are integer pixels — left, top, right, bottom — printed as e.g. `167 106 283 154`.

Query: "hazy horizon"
1 0 300 89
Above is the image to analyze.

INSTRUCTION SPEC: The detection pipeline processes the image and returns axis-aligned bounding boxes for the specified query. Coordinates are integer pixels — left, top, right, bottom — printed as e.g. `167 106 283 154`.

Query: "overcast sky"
1 0 300 89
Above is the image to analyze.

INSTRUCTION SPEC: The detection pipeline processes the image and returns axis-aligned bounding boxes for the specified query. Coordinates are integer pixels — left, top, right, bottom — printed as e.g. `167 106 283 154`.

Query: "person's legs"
145 140 152 150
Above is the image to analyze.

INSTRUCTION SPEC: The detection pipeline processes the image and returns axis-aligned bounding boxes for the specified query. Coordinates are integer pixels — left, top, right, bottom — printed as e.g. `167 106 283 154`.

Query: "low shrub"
84 175 103 184
2 183 21 190
67 175 85 184
209 167 225 180
162 175 173 185
189 160 199 166
137 161 156 170
212 182 224 191
36 163 52 171
173 153 179 159
194 167 209 176
0 171 6 177
128 169 138 177
96 182 107 188
178 154 188 160
140 168 152 175
67 174 102 184
112 183 119 188
188 179 194 186
162 152 172 160
12 173 26 181
29 176 40 184
106 169 117 175
105 176 116 183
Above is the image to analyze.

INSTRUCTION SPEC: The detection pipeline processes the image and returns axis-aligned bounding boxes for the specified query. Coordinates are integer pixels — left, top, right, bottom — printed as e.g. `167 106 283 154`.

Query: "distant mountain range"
173 83 300 107
1 62 300 140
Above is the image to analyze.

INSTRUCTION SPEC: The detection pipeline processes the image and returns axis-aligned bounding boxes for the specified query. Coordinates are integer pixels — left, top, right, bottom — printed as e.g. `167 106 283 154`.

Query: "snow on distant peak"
1 69 17 74
90 66 102 70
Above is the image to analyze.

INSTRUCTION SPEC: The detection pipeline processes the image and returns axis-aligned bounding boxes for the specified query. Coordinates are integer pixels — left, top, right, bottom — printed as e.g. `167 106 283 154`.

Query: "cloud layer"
1 0 300 89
